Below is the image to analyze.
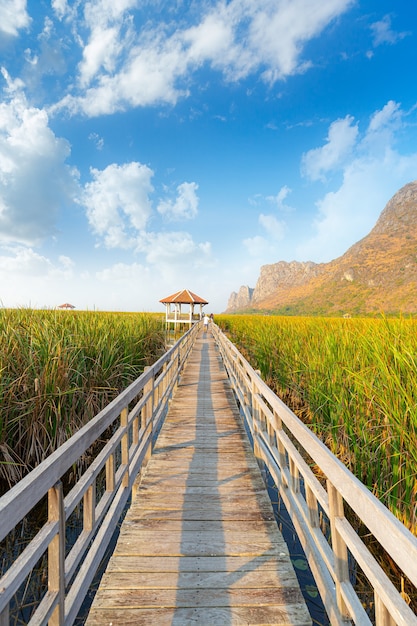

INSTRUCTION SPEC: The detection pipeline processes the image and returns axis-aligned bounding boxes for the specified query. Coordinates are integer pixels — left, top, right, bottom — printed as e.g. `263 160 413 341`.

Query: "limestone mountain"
226 181 417 315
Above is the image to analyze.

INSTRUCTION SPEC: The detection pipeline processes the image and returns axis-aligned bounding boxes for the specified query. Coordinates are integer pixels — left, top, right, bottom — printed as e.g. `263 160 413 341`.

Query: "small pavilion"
160 289 208 329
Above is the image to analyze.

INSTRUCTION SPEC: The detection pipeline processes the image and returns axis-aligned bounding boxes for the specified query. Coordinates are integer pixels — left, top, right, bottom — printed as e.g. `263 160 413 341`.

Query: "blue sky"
0 0 416 312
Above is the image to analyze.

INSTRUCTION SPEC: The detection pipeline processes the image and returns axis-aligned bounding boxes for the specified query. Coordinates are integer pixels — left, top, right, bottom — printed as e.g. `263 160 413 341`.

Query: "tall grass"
0 308 166 491
217 314 417 532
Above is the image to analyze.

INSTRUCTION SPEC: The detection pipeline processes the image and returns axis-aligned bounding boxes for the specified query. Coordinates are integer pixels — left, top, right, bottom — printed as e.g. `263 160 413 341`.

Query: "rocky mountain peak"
369 181 417 237
225 180 417 315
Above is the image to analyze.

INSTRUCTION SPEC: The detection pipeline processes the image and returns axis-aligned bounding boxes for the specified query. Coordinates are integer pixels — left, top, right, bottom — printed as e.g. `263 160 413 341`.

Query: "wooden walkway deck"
85 330 312 625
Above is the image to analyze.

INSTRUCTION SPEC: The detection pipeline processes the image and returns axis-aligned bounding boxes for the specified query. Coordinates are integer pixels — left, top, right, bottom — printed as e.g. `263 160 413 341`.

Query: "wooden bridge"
1 323 417 625
85 329 310 625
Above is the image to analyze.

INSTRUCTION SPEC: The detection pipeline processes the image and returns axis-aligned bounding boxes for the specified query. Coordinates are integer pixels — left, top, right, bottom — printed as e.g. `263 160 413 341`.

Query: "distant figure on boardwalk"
203 314 210 332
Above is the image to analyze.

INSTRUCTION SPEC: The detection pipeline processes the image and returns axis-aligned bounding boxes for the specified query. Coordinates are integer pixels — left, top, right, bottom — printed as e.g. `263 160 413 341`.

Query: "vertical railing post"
273 410 288 474
83 482 96 532
374 594 396 626
121 407 129 488
142 369 154 471
327 480 350 620
173 346 180 393
48 481 65 626
0 600 9 624
289 457 300 493
0 605 10 626
160 361 167 405
305 484 320 528
251 377 263 469
106 453 115 492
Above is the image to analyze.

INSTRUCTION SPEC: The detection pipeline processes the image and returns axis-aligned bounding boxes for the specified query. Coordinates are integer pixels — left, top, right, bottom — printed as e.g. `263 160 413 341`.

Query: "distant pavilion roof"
159 289 208 305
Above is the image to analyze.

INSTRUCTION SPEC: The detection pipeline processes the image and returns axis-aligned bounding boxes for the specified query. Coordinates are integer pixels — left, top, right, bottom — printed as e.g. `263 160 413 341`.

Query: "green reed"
0 308 166 490
217 314 417 531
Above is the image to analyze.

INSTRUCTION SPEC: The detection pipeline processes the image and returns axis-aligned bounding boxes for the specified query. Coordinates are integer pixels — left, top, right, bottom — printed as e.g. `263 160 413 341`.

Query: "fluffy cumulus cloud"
82 162 154 249
258 214 286 240
245 0 354 83
0 70 79 245
243 234 270 258
157 182 199 220
302 115 359 181
0 246 78 307
77 0 138 88
136 230 210 268
54 0 354 116
298 100 417 261
0 0 30 37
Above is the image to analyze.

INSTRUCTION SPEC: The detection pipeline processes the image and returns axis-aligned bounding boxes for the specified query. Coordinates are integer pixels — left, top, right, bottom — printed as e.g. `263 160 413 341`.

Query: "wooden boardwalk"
86 330 312 625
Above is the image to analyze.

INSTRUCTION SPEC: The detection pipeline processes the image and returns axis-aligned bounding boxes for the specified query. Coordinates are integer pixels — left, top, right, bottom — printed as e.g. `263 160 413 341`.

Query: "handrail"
0 322 200 626
212 323 417 626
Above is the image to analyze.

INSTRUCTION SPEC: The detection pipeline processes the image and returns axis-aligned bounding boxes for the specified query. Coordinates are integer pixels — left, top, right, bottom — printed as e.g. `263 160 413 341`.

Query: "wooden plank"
105 555 291 574
86 331 311 626
87 586 305 608
127 507 276 521
98 567 299 590
84 605 312 626
118 519 280 533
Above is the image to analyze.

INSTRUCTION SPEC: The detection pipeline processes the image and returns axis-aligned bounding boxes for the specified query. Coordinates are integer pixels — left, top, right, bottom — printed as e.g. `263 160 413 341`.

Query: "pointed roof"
159 289 208 305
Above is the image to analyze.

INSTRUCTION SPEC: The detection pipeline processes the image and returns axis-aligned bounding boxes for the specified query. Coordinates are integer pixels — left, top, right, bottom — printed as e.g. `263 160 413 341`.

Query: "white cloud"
259 214 286 240
370 14 409 47
0 246 79 307
78 26 122 87
183 11 234 63
157 182 199 220
56 35 189 116
0 72 79 245
363 100 402 153
266 185 293 211
77 0 138 87
51 0 69 20
82 162 154 249
136 230 210 267
0 0 30 37
0 246 53 275
55 0 354 116
302 115 359 181
247 0 353 83
243 235 270 257
96 261 147 283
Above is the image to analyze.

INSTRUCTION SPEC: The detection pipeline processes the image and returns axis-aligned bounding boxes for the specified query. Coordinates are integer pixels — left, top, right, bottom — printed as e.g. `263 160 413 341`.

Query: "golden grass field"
216 314 417 533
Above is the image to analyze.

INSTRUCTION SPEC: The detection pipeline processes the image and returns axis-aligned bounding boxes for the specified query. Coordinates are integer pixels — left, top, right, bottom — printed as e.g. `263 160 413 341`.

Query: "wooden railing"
212 324 417 626
0 322 200 626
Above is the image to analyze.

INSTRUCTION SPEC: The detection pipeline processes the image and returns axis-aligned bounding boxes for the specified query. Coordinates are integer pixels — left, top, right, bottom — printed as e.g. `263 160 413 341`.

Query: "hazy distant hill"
226 181 417 316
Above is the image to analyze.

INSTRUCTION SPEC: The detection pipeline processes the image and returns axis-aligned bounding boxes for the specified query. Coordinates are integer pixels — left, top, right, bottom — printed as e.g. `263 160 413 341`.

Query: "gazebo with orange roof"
160 289 208 329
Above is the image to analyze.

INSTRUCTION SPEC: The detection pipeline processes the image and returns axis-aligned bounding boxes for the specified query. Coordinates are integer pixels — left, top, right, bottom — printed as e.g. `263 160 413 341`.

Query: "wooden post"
48 481 65 626
327 480 350 620
0 605 9 625
142 368 154 469
374 593 396 626
305 484 320 527
106 453 115 492
121 407 129 488
273 410 288 474
289 456 300 493
83 482 96 532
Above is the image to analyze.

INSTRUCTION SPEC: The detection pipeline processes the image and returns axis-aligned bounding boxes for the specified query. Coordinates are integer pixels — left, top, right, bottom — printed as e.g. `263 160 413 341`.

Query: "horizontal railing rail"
0 322 200 626
165 313 201 320
212 324 417 626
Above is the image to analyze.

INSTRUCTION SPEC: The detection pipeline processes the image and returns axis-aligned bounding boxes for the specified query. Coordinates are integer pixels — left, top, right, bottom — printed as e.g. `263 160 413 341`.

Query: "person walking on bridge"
203 314 210 332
